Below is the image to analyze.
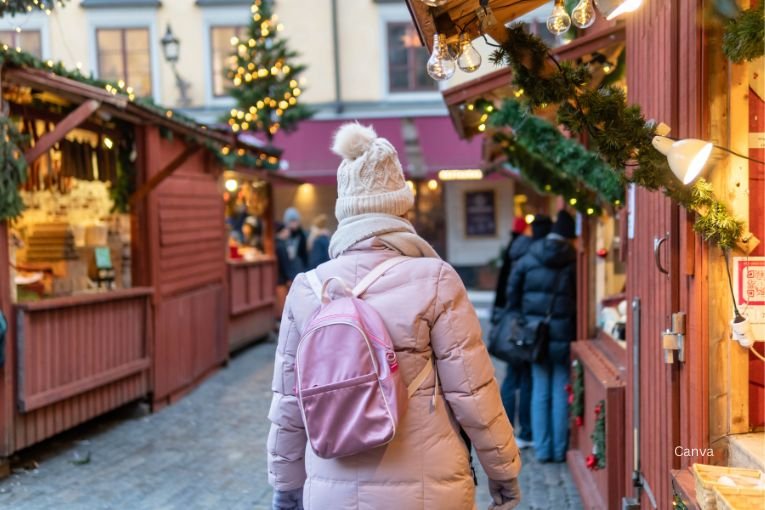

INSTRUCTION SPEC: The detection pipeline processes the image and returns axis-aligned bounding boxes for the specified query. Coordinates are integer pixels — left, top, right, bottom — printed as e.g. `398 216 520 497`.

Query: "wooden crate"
693 463 764 510
714 486 765 510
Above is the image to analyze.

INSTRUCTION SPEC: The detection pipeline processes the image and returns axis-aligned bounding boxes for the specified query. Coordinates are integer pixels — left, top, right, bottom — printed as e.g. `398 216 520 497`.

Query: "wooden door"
625 0 688 507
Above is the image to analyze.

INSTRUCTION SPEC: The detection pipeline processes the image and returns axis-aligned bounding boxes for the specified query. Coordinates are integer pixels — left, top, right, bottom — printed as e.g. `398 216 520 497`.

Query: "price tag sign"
94 247 113 270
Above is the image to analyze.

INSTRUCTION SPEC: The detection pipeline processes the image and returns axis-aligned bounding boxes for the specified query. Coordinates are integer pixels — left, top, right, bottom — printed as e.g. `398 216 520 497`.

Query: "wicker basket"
714 486 765 510
692 464 764 510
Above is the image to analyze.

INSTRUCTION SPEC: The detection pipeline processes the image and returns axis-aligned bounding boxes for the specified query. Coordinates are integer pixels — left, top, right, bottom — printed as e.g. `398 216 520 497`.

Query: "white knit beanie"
331 123 414 221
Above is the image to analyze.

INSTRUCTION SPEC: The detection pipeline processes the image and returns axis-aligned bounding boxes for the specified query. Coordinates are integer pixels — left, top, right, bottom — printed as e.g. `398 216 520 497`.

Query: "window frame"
95 27 153 97
377 4 441 102
0 11 49 59
87 8 160 103
0 29 43 58
209 24 248 98
385 22 436 94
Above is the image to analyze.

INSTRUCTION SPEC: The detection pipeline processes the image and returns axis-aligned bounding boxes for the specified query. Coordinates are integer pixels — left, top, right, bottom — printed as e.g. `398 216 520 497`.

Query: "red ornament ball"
575 415 584 427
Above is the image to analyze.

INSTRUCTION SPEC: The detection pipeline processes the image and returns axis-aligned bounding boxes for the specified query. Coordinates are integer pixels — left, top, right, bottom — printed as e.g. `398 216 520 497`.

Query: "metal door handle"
653 234 669 274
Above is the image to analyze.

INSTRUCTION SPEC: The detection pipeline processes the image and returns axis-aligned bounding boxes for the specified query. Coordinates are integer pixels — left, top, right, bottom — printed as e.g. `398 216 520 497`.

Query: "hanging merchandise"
427 33 456 81
588 400 606 470
594 0 644 21
547 0 572 36
571 0 597 29
456 33 482 73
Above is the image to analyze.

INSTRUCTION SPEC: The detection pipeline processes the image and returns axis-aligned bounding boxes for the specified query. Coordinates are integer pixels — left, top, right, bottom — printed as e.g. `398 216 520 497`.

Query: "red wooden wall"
228 260 276 352
625 0 707 507
142 129 228 405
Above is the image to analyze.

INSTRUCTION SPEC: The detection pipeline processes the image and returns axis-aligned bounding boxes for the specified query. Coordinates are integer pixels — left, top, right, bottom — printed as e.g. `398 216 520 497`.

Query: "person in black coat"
282 207 308 281
506 209 577 462
494 215 552 448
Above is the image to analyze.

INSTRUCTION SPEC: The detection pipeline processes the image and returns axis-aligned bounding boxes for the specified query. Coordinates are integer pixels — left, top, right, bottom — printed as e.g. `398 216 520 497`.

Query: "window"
0 30 42 57
96 28 152 97
211 25 247 97
386 22 436 93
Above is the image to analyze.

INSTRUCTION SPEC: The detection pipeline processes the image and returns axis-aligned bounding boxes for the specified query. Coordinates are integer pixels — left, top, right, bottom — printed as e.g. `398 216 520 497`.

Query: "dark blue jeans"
531 342 571 462
500 361 532 442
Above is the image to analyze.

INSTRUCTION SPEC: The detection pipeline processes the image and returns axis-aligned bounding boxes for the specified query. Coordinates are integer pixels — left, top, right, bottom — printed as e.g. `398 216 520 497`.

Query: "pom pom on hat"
331 122 377 160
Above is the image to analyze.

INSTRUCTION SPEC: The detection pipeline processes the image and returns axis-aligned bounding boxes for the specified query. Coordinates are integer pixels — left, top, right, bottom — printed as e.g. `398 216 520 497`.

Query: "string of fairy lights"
0 0 66 16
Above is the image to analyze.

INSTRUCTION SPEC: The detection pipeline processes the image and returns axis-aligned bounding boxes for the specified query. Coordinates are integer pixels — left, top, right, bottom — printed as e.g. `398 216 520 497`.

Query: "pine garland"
0 0 64 17
0 116 27 218
488 24 744 250
722 2 765 63
567 359 585 428
587 399 606 470
490 100 624 209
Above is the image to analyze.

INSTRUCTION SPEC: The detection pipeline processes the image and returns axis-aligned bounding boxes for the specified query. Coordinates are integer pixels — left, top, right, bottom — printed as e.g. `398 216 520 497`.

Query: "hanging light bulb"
594 0 643 21
419 0 448 6
456 33 482 73
427 34 456 81
571 0 597 28
547 0 572 36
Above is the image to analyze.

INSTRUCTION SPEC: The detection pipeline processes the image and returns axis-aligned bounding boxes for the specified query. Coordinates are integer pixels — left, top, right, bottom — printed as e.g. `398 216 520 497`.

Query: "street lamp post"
160 25 191 108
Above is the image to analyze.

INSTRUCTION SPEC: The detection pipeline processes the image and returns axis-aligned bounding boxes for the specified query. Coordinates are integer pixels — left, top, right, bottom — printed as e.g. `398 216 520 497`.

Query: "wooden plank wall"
143 128 228 404
228 260 276 351
625 0 684 506
13 292 151 452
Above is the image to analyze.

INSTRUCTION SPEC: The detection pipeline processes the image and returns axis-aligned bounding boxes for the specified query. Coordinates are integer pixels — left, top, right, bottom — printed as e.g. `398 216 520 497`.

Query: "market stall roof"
441 22 626 139
407 0 549 52
271 116 483 184
1 65 281 160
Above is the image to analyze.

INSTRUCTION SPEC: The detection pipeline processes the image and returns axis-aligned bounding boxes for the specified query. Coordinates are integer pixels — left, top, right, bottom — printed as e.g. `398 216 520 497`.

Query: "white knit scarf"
328 213 440 259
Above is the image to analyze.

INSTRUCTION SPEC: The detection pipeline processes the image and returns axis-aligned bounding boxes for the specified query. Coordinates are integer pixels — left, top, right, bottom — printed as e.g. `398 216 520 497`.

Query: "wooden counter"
227 258 276 352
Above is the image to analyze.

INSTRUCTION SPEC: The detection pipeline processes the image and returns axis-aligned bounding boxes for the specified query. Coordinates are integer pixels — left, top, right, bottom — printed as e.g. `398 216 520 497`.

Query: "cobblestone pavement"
0 339 582 510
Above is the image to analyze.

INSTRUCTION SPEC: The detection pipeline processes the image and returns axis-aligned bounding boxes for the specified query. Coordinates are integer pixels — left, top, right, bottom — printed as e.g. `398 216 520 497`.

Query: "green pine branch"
723 2 765 63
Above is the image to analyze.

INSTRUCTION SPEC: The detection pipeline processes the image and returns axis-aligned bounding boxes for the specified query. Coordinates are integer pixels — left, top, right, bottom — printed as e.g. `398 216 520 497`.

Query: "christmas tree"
226 0 312 141
0 0 66 17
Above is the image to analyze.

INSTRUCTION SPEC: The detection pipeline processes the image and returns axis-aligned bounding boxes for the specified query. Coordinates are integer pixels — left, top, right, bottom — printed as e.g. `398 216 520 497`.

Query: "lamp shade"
652 136 713 185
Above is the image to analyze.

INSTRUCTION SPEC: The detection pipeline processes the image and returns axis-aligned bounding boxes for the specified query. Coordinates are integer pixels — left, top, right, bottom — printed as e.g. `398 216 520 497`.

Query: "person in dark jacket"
282 207 309 281
307 214 331 269
506 209 577 462
495 215 552 448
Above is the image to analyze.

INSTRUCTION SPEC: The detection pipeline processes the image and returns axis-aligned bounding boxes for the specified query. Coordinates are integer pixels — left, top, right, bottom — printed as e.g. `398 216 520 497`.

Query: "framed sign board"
465 190 497 238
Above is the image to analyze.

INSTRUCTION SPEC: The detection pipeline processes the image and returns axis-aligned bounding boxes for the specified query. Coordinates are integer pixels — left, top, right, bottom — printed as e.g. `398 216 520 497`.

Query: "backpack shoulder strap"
305 270 323 300
352 256 410 298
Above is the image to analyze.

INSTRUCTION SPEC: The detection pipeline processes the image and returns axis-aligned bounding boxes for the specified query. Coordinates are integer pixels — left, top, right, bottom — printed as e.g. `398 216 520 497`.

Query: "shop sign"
464 190 497 238
734 257 765 340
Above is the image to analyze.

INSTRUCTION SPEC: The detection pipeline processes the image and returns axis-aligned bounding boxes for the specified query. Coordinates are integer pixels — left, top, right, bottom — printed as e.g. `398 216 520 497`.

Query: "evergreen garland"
587 399 606 470
722 2 765 63
490 99 624 208
0 0 64 17
487 24 744 250
567 359 585 428
0 116 27 218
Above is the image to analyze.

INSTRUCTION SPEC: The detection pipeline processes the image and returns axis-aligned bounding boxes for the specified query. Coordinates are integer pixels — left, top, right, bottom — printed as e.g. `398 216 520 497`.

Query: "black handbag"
489 271 565 364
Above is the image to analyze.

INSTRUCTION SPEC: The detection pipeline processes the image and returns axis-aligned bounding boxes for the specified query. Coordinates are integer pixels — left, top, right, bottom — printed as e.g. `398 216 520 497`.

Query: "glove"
488 478 521 510
272 487 303 510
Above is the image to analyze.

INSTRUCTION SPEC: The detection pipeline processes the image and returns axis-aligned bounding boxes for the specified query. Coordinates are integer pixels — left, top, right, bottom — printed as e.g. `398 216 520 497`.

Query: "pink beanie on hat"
331 123 414 221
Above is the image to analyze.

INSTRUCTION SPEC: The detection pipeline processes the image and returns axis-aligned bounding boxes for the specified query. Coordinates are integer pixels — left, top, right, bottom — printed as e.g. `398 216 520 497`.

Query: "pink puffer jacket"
267 239 521 509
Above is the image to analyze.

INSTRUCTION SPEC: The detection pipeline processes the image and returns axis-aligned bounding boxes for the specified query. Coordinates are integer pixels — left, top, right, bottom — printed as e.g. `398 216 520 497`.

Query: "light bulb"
547 1 572 36
427 34 456 81
456 33 482 73
419 0 447 6
571 0 597 28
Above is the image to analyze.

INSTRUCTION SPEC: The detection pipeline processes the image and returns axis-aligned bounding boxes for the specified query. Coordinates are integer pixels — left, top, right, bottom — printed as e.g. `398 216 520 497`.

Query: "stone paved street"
0 339 582 510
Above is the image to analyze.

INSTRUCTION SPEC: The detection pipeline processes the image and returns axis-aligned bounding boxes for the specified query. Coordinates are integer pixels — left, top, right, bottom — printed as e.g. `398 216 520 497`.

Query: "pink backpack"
295 256 434 459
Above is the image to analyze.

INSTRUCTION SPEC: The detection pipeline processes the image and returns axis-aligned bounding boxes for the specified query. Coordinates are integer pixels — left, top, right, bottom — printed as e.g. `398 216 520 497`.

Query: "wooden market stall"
405 1 765 509
0 57 279 469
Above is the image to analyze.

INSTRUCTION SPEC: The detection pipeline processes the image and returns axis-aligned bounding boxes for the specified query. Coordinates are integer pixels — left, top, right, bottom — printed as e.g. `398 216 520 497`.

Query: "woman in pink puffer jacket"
267 123 522 510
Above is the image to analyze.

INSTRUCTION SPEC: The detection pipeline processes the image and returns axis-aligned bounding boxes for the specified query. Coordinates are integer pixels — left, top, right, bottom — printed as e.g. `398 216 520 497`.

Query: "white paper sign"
733 257 765 341
627 184 636 240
